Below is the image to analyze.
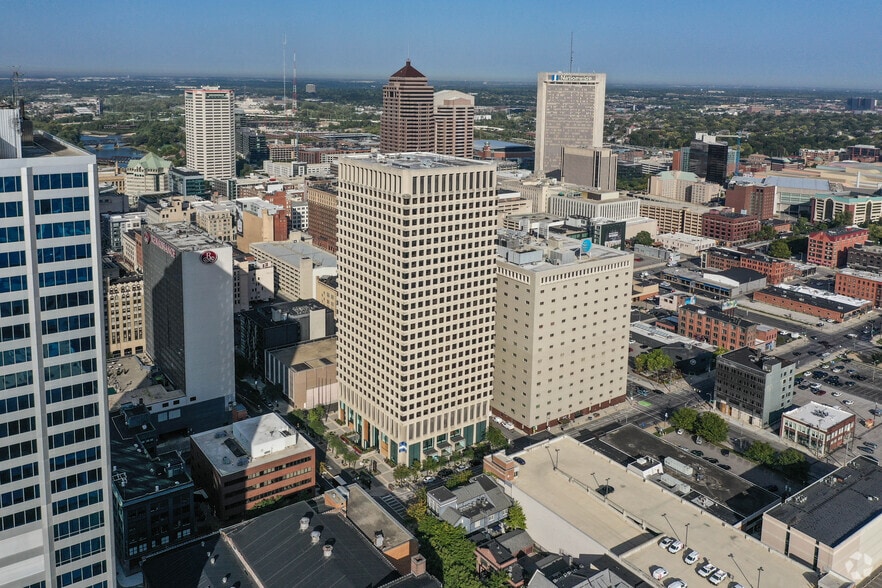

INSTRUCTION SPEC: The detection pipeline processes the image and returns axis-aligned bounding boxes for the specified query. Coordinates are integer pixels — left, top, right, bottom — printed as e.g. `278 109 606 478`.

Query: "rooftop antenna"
292 51 297 116
282 35 288 120
569 32 574 73
12 67 21 103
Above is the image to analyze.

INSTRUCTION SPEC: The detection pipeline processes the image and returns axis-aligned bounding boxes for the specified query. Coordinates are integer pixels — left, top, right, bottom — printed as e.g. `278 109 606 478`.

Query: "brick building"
753 284 872 322
305 180 338 254
702 247 797 285
807 227 869 268
678 304 777 351
780 402 855 456
701 211 760 245
725 184 777 220
835 268 882 308
847 244 882 272
190 413 316 519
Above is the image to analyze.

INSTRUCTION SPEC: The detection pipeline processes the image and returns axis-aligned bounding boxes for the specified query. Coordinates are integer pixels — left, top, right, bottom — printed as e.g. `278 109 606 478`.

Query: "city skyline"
4 1 882 90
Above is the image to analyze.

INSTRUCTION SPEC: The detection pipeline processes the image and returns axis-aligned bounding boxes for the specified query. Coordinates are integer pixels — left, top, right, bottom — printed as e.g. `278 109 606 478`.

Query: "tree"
831 210 854 228
768 239 791 259
393 465 413 483
750 225 778 241
634 348 674 373
713 346 729 356
486 427 509 449
445 470 471 489
633 231 654 246
505 501 527 530
775 447 805 467
745 441 776 464
868 222 882 244
670 407 698 432
695 412 728 443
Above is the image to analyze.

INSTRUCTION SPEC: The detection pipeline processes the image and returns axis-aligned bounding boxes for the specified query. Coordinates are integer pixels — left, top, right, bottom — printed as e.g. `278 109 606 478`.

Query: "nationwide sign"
144 231 176 259
549 73 597 82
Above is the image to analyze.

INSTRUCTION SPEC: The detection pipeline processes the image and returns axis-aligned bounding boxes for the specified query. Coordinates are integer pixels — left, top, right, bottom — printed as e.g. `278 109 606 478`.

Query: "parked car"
667 540 684 554
843 399 854 406
502 421 515 430
668 581 687 588
684 550 700 565
832 391 842 397
718 464 732 471
709 570 728 585
697 563 717 578
513 457 526 465
658 536 675 550
691 449 704 457
651 566 668 580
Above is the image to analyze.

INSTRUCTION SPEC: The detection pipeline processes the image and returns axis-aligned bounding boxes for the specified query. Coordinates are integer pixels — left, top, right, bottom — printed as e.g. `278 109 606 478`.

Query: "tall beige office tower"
434 90 474 159
492 232 632 433
534 72 606 178
184 87 235 180
337 153 497 464
380 61 435 154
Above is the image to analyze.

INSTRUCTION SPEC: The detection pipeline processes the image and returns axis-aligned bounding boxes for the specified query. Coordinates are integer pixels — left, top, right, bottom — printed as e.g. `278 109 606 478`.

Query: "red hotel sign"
200 250 218 264
144 231 177 259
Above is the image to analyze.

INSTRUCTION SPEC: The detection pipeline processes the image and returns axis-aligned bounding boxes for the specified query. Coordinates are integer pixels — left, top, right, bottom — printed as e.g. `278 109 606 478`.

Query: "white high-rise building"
0 107 114 587
534 72 606 178
184 87 235 180
336 153 497 464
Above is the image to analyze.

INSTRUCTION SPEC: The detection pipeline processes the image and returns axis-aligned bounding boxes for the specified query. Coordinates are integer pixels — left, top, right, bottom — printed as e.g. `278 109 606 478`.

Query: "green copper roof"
129 152 171 171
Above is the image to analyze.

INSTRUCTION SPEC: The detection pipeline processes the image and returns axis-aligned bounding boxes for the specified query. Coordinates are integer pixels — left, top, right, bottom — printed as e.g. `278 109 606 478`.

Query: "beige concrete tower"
184 87 235 180
380 61 435 154
337 153 497 464
492 232 632 433
434 90 475 159
535 72 606 178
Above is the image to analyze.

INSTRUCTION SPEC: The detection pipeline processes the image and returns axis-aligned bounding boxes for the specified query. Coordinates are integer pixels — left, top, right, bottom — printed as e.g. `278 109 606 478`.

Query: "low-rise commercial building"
427 475 512 534
678 304 777 351
637 196 720 236
715 347 795 426
168 166 206 197
656 232 716 256
189 413 316 519
780 402 855 456
847 243 882 272
835 268 882 308
265 337 338 410
661 266 767 298
702 246 798 285
762 457 882 582
649 169 721 203
753 284 872 322
807 227 869 268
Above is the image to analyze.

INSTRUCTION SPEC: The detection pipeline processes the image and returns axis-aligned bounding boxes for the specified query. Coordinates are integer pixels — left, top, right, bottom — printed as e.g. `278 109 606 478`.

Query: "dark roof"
390 59 426 79
679 304 757 329
768 457 882 547
142 500 402 588
717 267 766 284
718 347 792 372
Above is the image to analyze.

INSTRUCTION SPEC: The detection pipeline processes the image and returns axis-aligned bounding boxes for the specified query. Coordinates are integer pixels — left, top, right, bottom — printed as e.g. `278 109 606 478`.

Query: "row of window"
57 560 106 588
0 226 24 243
33 172 89 192
48 423 100 450
0 176 23 194
0 347 31 366
0 392 34 415
46 380 99 405
0 506 40 533
50 467 102 494
53 511 104 542
39 266 93 288
43 335 97 359
44 357 97 382
55 536 105 567
35 220 90 240
0 298 27 317
0 370 34 392
0 483 39 508
0 274 26 294
0 439 37 463
50 446 102 473
0 250 25 269
41 289 93 312
47 402 99 428
0 416 35 439
38 243 92 265
43 313 95 335
52 489 103 516
0 461 38 485
0 322 29 343
35 196 90 215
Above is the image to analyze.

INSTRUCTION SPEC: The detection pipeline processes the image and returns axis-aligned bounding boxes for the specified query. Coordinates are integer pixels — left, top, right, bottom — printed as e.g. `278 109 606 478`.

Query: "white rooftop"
783 401 855 430
772 283 872 307
838 268 882 283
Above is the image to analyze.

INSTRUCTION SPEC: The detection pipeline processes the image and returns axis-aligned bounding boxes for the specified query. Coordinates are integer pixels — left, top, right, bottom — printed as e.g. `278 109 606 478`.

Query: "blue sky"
5 0 882 89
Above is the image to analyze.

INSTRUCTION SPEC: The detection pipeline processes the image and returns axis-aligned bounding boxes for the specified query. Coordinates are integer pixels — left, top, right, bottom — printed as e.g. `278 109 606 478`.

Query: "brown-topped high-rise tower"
380 60 435 153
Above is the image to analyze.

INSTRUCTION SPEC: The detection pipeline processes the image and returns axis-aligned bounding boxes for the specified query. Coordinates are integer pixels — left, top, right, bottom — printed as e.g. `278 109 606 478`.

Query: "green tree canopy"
393 465 413 483
695 412 728 443
745 440 776 464
775 447 806 466
768 239 791 259
633 231 654 246
831 210 854 228
750 225 778 241
505 501 527 530
634 348 675 373
670 407 699 432
486 427 509 449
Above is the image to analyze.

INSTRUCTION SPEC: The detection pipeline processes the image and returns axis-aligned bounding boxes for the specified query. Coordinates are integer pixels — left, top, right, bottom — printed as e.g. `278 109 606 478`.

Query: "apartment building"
807 227 869 268
835 268 882 307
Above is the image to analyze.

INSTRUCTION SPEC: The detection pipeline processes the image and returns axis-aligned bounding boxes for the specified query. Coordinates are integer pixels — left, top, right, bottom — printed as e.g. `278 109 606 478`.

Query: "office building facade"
715 347 795 426
686 133 729 186
433 90 474 159
0 109 114 587
535 72 606 178
337 153 497 463
380 61 435 154
184 87 235 180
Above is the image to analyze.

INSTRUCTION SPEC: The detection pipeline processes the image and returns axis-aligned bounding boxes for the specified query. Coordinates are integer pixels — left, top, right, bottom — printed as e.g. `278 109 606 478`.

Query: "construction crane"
714 131 750 177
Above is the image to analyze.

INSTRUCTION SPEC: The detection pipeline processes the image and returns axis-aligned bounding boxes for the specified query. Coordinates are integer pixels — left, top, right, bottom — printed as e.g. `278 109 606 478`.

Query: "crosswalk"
377 493 408 520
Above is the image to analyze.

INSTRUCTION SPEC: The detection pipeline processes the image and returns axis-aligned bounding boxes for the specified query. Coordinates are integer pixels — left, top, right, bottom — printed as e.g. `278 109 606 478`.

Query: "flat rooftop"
760 284 871 312
251 240 337 269
783 401 854 430
767 456 882 547
19 130 90 159
719 346 792 373
344 151 493 170
147 222 228 252
106 355 185 411
512 434 813 586
838 267 882 283
630 321 716 352
266 337 337 370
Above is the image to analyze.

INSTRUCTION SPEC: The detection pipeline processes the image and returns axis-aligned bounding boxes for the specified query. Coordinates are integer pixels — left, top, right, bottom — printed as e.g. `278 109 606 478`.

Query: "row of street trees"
669 408 728 443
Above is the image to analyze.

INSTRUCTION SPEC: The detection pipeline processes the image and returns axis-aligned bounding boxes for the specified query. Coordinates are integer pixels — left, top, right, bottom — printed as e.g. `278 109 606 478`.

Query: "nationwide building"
493 231 632 432
0 107 115 587
380 61 435 154
534 71 606 178
834 267 882 308
753 283 872 322
433 90 474 159
807 227 869 268
189 413 316 519
780 401 855 457
715 347 795 426
337 153 497 463
143 223 234 432
184 87 235 180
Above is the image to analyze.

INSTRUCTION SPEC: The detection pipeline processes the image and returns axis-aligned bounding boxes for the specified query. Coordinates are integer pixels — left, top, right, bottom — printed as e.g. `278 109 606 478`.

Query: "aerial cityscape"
3 4 882 588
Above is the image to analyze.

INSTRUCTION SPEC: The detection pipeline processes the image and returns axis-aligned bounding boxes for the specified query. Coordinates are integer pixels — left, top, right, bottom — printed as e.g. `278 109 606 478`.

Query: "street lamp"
757 566 764 588
554 448 560 470
684 522 690 547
